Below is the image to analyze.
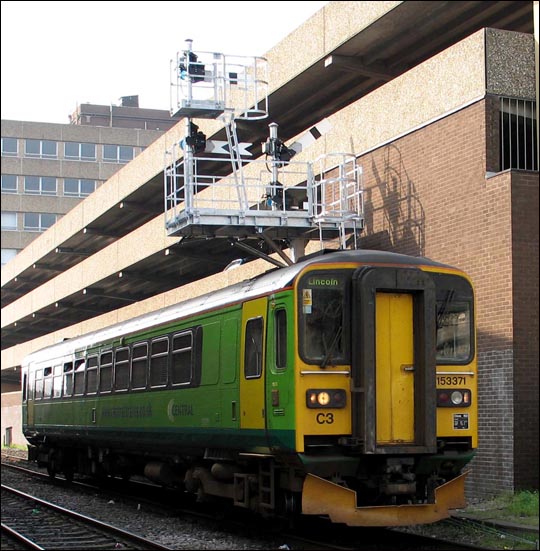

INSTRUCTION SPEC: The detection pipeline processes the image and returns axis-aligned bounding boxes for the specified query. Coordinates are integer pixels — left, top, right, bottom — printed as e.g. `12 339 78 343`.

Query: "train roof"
22 249 452 366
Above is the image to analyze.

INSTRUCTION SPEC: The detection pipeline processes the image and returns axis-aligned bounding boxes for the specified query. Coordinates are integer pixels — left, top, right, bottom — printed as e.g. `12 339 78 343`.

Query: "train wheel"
63 465 74 483
275 490 300 529
46 450 57 480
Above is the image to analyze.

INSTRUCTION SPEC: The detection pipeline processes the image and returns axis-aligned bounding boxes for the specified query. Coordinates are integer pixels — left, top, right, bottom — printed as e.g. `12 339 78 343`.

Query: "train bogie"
22 250 477 527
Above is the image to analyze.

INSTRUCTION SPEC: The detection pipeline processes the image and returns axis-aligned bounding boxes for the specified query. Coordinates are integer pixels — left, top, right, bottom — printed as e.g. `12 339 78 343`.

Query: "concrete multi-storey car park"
1 97 176 268
1 1 538 500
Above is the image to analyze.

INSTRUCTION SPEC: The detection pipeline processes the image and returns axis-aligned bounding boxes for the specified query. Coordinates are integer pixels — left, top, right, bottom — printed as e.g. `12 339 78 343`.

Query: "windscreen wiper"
321 326 343 368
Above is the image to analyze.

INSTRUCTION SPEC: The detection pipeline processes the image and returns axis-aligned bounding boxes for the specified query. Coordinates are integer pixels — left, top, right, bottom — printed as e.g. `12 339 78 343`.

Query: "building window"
500 97 538 172
1 174 17 193
64 178 97 197
1 137 18 156
1 211 17 231
64 141 96 161
1 248 18 266
24 176 57 195
103 144 134 163
25 139 57 159
23 212 57 231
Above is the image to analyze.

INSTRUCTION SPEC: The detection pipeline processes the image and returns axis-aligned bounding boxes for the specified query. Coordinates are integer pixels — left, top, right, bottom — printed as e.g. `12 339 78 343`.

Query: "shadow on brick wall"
359 144 425 256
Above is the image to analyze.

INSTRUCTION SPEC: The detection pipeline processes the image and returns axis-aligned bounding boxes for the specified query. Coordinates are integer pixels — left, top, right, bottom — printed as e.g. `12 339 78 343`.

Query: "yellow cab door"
353 266 436 454
239 297 267 430
376 292 415 444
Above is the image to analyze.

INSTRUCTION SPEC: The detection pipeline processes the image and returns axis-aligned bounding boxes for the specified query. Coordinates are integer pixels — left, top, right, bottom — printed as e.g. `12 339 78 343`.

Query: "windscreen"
298 271 349 366
434 274 474 364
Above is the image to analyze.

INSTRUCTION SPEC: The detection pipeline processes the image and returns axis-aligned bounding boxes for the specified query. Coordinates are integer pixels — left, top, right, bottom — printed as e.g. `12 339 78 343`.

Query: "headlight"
451 391 463 405
437 389 471 407
317 391 331 406
306 389 346 408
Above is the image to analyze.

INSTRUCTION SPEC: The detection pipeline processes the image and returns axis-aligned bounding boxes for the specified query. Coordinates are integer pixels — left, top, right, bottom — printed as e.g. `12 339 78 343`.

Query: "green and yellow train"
22 249 477 526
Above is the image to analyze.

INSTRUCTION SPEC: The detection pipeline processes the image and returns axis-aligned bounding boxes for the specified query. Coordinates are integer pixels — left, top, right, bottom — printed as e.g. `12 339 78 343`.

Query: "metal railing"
170 41 269 121
164 147 364 246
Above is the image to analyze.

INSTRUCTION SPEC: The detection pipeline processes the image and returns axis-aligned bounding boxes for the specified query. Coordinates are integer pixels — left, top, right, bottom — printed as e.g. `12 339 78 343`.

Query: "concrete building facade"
1 99 176 269
1 2 538 498
1 122 156 265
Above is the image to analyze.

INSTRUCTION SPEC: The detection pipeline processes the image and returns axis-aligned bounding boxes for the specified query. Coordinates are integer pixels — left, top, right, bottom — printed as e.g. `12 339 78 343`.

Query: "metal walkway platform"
165 40 364 254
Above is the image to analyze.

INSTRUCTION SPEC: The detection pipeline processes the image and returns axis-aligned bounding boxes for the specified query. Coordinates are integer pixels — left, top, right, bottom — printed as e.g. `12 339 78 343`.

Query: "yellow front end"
292 261 477 527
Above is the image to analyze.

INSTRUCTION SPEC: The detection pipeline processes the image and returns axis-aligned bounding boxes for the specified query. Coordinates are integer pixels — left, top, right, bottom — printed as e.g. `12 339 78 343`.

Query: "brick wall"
356 99 538 497
511 171 539 490
473 349 515 495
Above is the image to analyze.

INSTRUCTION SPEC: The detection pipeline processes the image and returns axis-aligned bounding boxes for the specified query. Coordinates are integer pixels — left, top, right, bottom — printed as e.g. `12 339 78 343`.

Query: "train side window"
26 370 35 402
22 372 28 402
171 331 193 386
43 367 53 399
99 351 113 393
63 362 74 397
85 355 98 395
73 359 86 395
132 343 148 389
150 337 168 388
114 347 130 391
244 317 263 379
53 365 62 398
275 309 287 370
35 369 43 400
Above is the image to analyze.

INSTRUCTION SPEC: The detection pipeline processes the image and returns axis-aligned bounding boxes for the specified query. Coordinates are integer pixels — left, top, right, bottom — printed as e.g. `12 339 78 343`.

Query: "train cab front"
294 262 477 527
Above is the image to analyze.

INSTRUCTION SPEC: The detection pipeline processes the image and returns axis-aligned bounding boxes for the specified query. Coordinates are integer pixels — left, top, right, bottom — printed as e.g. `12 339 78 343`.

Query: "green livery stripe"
31 424 296 451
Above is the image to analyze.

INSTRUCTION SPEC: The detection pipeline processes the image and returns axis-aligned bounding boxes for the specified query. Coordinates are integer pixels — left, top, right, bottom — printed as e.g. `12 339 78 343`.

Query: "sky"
1 1 328 124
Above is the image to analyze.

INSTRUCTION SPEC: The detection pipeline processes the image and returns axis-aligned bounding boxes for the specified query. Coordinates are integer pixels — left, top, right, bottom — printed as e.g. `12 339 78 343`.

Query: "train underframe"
27 435 474 526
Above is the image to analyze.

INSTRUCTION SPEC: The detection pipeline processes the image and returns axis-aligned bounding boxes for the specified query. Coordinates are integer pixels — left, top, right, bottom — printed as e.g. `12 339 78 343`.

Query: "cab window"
434 274 474 364
436 300 472 362
298 271 349 366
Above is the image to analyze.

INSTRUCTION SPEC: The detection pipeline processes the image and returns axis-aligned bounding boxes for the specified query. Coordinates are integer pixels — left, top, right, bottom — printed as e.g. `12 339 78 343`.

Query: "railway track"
280 516 489 551
1 484 172 550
